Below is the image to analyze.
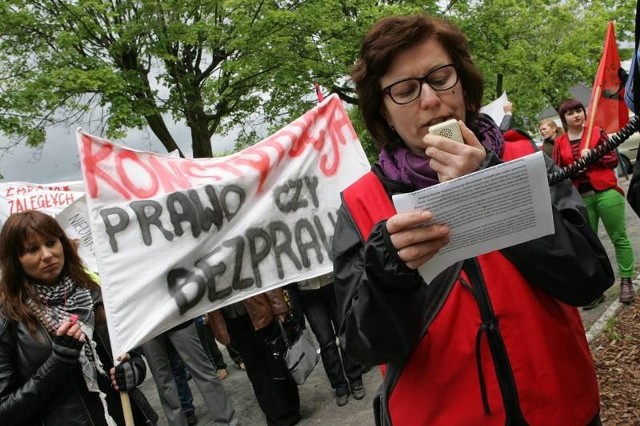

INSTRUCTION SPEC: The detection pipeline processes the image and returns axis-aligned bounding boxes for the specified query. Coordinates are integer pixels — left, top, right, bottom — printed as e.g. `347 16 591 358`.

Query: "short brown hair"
558 98 586 129
351 14 484 150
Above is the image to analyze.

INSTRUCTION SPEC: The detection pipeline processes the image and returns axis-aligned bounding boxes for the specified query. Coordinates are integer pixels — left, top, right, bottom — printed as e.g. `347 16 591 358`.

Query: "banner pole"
120 391 135 426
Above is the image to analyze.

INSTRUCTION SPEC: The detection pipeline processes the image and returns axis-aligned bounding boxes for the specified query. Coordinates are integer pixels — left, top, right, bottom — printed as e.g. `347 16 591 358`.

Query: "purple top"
378 115 504 189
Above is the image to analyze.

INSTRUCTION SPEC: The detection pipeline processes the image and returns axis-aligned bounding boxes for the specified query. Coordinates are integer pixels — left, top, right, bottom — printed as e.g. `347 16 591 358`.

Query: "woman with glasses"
333 14 613 425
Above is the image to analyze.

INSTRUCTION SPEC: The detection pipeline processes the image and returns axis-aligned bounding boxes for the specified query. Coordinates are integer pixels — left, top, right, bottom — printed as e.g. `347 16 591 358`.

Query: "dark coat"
0 308 158 426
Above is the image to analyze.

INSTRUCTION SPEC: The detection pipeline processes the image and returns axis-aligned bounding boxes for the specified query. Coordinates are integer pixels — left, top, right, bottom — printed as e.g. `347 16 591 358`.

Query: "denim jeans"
168 347 195 415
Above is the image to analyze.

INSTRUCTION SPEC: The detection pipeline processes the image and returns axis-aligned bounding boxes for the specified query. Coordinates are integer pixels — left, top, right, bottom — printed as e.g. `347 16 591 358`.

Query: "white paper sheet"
392 151 554 284
480 91 509 126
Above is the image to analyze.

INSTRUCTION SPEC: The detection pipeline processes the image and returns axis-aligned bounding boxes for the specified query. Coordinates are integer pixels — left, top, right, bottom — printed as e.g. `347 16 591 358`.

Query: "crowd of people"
1 11 639 426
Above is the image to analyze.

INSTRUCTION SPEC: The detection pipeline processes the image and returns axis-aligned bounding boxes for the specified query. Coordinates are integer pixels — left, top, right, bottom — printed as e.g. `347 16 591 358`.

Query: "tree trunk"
190 123 213 158
145 113 185 157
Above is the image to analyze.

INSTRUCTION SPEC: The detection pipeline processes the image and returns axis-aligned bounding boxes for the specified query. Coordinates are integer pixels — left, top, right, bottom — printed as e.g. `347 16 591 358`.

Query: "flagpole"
585 85 602 150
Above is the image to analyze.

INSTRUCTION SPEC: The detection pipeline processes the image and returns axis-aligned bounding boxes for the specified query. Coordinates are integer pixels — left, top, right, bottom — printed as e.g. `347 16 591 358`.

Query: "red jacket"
336 169 607 425
388 251 598 425
553 127 618 192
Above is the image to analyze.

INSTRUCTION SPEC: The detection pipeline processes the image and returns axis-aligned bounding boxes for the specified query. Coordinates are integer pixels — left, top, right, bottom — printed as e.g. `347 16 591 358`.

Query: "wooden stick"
120 391 135 426
585 85 602 149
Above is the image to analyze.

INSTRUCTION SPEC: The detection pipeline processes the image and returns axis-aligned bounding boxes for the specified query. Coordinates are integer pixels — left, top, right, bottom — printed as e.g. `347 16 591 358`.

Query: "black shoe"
335 388 349 406
351 383 366 400
582 293 606 310
185 412 198 426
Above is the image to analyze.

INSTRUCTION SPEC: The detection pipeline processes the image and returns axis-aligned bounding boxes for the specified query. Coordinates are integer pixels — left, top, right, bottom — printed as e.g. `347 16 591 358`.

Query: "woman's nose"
419 82 440 108
41 247 54 259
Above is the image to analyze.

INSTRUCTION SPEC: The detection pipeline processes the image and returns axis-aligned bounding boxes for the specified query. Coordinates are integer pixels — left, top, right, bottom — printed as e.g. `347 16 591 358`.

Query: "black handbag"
265 317 319 385
275 320 319 385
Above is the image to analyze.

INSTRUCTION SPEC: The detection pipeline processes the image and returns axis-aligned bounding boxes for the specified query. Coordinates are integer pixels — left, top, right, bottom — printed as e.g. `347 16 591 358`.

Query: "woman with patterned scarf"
0 210 157 426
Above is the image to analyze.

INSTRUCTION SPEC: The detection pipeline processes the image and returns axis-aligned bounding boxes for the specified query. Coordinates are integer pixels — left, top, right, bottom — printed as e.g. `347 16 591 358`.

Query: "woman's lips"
42 264 59 273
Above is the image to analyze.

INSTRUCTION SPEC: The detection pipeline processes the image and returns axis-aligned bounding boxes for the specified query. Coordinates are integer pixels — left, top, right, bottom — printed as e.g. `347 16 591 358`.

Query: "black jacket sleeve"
333 209 428 366
499 155 615 305
0 318 77 424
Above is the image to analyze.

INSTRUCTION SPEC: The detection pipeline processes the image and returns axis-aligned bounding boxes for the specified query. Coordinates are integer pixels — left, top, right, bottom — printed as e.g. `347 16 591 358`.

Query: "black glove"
51 334 84 364
112 360 142 391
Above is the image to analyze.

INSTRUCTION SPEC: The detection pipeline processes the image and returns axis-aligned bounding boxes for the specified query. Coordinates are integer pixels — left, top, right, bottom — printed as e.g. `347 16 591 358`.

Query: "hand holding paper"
392 152 554 284
386 210 450 270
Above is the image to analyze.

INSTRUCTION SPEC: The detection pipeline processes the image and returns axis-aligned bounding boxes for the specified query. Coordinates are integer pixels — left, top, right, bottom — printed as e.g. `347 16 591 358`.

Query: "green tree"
0 0 432 158
450 0 635 131
0 0 633 161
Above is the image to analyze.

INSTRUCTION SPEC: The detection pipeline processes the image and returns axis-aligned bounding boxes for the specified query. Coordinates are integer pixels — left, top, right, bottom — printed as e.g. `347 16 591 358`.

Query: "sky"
0 121 237 184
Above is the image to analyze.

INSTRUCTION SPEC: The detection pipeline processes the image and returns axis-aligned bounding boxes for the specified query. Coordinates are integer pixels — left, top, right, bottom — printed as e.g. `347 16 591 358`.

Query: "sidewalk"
138 178 640 425
138 344 381 425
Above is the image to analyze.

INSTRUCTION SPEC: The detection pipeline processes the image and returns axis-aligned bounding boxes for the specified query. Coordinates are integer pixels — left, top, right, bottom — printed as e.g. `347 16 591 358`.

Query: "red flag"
314 82 324 103
587 21 629 137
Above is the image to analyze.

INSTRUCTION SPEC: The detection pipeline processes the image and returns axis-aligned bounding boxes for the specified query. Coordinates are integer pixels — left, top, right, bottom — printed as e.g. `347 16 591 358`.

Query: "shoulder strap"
341 171 396 242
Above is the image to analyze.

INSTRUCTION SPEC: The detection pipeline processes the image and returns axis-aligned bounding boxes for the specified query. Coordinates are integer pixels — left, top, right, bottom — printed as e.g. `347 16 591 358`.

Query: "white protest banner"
78 94 371 357
0 181 99 272
55 196 98 273
0 180 85 224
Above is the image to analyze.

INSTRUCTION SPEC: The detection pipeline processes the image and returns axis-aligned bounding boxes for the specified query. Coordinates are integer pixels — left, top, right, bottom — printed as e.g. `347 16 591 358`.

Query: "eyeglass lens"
387 65 457 105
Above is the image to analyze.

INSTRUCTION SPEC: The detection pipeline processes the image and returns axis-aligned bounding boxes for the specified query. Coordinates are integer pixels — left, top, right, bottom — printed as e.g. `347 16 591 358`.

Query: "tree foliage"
451 0 635 131
0 0 635 161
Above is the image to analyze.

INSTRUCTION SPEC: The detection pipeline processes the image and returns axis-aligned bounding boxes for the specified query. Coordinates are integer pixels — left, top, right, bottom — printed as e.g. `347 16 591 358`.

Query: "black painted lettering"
223 236 253 290
100 207 129 253
246 228 271 288
167 267 206 315
220 185 245 220
268 221 301 278
194 248 231 301
167 191 201 238
130 200 174 245
294 218 323 267
313 214 334 261
190 186 224 232
304 176 319 208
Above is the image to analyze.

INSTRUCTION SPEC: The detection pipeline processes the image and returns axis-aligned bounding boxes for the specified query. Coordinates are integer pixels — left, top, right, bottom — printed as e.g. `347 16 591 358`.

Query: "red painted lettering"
116 151 158 199
82 135 131 200
149 157 191 193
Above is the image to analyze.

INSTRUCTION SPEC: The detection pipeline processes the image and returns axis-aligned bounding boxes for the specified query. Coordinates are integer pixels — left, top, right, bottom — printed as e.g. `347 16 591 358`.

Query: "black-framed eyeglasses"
382 64 458 105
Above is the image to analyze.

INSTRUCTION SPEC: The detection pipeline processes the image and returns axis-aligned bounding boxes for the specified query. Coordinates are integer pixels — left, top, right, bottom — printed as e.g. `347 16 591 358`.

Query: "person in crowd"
539 118 564 158
140 319 237 426
286 275 365 406
499 101 513 132
195 313 245 380
0 210 157 425
209 289 300 426
333 14 614 426
168 347 199 426
553 98 636 306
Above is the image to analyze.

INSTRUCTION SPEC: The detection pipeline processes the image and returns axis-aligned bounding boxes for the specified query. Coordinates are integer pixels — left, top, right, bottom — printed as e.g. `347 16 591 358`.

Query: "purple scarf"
378 115 504 189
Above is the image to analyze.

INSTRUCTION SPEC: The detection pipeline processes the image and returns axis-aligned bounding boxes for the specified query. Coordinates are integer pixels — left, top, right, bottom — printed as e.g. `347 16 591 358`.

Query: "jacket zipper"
462 258 528 426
